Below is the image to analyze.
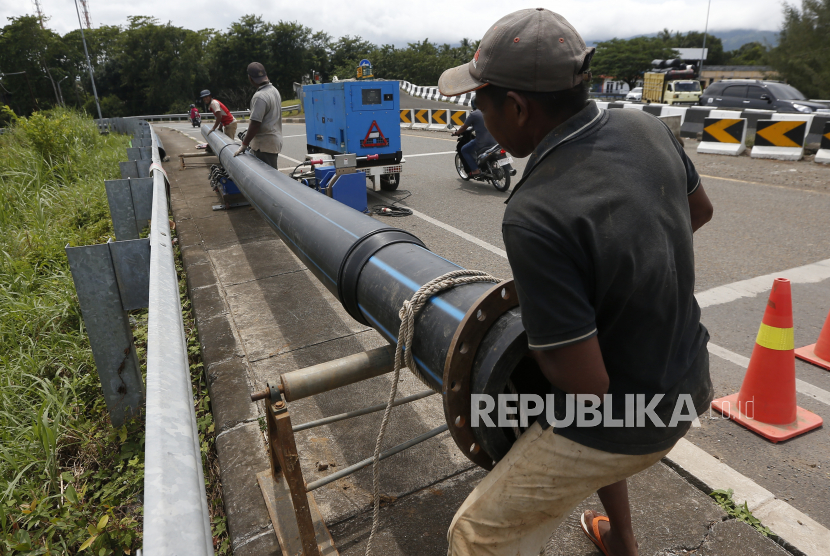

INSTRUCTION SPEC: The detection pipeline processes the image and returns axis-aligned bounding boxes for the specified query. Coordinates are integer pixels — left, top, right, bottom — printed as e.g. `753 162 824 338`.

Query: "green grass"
281 97 303 116
0 107 228 555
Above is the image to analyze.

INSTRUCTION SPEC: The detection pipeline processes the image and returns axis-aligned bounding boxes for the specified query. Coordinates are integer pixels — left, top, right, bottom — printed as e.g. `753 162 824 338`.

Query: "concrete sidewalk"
158 127 791 556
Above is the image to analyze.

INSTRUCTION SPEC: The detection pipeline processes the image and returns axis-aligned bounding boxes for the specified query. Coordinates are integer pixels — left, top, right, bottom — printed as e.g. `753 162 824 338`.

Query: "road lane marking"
368 191 507 259
404 151 456 158
708 343 830 407
696 259 830 308
402 133 457 142
283 134 306 138
279 154 304 164
701 174 830 196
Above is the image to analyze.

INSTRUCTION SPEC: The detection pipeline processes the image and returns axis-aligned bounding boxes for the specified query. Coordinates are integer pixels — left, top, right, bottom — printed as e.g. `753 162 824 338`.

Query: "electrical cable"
371 190 413 217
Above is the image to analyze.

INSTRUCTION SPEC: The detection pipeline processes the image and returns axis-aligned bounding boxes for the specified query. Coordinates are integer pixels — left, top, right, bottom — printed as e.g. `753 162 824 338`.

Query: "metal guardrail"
142 126 214 555
66 118 213 555
123 104 301 122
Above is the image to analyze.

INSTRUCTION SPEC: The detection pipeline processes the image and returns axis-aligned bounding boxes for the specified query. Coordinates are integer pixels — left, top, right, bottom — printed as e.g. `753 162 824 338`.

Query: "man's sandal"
580 511 611 556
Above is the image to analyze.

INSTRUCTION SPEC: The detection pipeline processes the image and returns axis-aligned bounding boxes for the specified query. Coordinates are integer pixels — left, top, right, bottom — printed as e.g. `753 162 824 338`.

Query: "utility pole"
699 0 712 86
32 0 45 29
78 0 92 29
74 0 102 120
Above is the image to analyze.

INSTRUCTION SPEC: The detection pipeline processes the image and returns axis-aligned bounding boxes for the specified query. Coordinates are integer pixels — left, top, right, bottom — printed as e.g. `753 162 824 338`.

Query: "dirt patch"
684 138 830 193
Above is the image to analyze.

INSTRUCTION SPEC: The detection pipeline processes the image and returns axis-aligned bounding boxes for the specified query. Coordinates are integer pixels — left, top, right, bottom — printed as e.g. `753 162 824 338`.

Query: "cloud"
7 0 783 46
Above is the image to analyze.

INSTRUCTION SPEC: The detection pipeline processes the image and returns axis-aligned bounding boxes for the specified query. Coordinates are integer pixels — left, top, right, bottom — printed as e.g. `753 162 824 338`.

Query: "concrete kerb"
665 439 830 556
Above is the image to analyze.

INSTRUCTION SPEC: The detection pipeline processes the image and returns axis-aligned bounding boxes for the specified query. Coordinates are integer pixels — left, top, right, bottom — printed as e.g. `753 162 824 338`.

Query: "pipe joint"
337 229 425 325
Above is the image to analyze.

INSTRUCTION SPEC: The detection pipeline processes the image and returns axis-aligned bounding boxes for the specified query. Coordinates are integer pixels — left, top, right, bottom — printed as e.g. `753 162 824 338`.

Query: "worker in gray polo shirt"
234 62 283 169
439 9 714 556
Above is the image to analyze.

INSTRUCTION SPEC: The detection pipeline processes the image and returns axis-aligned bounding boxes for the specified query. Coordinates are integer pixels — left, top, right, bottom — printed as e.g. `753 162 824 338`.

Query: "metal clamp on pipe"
337 229 425 325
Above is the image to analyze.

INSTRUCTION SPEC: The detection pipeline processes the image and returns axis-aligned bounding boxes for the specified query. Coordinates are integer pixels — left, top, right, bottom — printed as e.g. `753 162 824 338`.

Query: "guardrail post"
65 239 149 426
105 177 154 241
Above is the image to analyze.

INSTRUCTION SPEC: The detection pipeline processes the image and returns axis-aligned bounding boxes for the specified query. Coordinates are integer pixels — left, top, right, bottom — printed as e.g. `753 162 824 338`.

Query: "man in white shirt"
234 62 283 169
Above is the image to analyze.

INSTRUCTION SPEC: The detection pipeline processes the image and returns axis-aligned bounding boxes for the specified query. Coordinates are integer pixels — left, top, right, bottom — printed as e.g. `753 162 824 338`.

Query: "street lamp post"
699 0 712 87
74 0 102 120
57 75 69 106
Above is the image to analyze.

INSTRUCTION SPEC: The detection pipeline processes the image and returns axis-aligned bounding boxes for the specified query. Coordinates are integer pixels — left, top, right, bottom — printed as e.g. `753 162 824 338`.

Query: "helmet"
199 89 211 98
470 97 477 110
190 104 195 108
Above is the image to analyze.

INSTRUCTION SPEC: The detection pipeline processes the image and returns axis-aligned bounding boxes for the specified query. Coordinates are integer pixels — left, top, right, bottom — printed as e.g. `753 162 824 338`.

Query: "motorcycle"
190 113 201 127
453 130 515 192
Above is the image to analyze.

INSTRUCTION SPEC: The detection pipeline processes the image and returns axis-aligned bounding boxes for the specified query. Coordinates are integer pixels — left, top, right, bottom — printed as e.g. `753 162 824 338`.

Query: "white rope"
364 270 498 555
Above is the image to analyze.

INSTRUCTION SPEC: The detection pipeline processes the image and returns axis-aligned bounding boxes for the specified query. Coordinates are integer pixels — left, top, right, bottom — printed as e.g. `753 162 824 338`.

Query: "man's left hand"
234 144 248 157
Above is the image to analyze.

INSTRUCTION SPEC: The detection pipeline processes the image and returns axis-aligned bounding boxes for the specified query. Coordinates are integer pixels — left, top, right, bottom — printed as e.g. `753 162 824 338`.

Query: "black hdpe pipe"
203 127 535 464
202 127 501 390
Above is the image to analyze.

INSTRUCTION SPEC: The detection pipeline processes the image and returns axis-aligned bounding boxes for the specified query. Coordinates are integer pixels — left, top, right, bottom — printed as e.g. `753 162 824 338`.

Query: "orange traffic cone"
795 307 830 371
711 278 823 443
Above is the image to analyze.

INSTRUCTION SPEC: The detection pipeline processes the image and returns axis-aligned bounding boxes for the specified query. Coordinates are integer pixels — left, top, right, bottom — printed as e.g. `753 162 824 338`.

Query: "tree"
0 16 65 115
656 29 730 65
768 0 830 98
728 42 769 65
591 37 679 89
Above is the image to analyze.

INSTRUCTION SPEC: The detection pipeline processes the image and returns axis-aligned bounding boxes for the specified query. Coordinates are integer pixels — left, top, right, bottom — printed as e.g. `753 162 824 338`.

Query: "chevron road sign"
752 119 808 161
698 118 748 156
755 120 806 148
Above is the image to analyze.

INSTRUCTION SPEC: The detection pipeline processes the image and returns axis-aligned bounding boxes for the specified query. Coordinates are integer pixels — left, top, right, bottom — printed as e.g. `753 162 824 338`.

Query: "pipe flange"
442 280 519 470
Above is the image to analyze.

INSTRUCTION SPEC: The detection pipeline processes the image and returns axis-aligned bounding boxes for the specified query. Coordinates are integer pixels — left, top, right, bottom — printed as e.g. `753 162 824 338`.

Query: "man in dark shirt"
452 102 497 176
439 8 714 556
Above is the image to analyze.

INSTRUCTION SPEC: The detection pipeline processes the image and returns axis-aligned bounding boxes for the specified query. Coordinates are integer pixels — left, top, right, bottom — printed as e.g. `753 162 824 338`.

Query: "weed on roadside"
710 488 774 537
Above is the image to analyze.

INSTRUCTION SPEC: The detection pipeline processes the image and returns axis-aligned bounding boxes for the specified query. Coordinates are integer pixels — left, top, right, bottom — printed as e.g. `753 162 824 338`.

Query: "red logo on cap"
473 48 481 68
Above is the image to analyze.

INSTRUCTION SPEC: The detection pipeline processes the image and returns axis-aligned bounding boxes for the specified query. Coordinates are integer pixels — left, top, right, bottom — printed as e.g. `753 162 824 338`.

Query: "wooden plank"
257 470 339 556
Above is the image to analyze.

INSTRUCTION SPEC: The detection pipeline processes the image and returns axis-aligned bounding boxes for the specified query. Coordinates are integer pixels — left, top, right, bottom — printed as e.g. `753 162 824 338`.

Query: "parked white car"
625 87 643 101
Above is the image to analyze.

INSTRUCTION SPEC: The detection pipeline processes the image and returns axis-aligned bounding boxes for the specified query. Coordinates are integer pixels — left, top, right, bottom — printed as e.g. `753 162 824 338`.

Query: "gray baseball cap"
439 9 594 96
247 62 268 85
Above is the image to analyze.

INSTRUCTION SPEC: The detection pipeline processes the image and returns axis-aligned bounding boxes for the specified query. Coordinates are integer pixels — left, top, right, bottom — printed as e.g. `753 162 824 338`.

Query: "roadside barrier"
399 80 475 106
751 118 809 161
450 110 468 127
697 117 747 156
805 113 830 145
400 109 413 129
711 278 823 442
412 108 430 129
815 121 830 164
67 119 213 554
796 305 830 370
679 107 715 138
429 108 450 130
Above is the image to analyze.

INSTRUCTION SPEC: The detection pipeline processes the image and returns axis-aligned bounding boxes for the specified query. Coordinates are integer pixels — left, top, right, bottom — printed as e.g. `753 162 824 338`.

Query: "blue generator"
302 81 404 191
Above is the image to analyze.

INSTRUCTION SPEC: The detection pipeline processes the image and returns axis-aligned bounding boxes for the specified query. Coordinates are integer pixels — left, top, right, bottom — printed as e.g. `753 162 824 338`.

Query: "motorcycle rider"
189 104 200 125
452 98 497 176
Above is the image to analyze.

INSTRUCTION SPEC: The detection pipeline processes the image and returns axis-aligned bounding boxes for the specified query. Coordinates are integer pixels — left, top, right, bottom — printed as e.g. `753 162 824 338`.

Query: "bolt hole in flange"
451 381 460 392
500 287 510 299
455 415 466 427
469 443 480 454
459 342 469 354
476 309 487 321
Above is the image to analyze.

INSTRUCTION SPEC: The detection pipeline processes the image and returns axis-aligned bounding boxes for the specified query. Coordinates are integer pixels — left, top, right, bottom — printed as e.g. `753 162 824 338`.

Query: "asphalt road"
169 120 830 530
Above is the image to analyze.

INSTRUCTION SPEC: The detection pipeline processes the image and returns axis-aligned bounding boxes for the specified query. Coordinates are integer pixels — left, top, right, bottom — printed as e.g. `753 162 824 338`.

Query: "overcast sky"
3 0 784 45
